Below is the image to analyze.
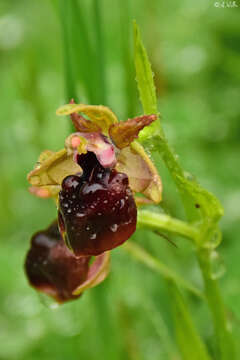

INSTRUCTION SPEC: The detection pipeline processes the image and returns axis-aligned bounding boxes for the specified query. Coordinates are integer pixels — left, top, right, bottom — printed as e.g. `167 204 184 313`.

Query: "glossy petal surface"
59 152 137 256
25 221 90 303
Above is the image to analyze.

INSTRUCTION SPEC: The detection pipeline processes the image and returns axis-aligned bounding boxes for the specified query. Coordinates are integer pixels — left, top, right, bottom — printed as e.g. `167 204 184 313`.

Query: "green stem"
123 241 203 299
137 210 198 242
154 130 235 360
197 248 235 359
168 280 212 360
133 21 235 358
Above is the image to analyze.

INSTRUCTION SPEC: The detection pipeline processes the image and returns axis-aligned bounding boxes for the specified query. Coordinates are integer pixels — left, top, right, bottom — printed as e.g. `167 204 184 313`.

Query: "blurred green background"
0 0 240 359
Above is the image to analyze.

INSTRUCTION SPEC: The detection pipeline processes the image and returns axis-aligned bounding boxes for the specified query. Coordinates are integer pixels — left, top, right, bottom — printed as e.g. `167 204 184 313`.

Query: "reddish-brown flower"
58 152 137 256
26 102 162 302
25 221 110 303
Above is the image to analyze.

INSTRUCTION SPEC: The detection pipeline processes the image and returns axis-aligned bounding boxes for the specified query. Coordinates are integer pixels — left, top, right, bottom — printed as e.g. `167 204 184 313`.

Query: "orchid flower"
25 102 162 302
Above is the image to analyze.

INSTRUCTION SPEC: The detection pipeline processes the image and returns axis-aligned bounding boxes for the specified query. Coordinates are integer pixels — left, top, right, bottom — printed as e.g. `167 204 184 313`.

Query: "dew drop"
67 208 72 213
103 200 108 204
90 233 96 240
210 250 226 280
38 293 59 310
203 229 222 250
97 212 102 216
120 199 125 209
63 203 69 208
183 171 195 181
110 224 118 232
86 225 90 231
76 212 84 218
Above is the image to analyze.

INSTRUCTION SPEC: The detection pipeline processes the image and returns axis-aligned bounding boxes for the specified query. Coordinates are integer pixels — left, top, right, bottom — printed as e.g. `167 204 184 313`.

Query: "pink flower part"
79 132 117 168
71 136 82 149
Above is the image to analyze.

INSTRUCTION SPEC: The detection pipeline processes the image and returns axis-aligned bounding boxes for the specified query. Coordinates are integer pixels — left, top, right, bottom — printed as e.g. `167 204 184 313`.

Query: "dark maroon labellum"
58 152 137 256
25 221 90 302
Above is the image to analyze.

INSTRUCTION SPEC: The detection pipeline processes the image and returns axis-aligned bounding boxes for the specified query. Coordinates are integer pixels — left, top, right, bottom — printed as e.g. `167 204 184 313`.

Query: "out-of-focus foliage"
0 0 239 359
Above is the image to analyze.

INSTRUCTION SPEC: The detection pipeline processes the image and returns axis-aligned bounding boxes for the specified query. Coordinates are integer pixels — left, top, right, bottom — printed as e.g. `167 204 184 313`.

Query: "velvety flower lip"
25 221 110 303
58 152 137 256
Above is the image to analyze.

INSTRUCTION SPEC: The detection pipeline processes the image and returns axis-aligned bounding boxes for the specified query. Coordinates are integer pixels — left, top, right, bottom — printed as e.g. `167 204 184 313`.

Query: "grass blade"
168 281 212 360
92 0 107 104
123 241 203 299
120 1 137 118
59 0 78 102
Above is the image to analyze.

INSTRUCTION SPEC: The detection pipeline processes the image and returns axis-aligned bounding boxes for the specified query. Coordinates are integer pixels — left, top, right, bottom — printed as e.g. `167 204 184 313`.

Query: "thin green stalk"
92 0 107 104
197 248 235 359
124 242 211 360
133 21 235 359
137 210 198 242
142 296 180 360
168 281 212 360
133 21 199 221
123 241 203 299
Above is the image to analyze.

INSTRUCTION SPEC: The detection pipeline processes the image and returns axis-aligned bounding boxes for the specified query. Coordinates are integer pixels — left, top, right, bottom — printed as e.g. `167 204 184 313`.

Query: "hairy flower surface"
25 221 110 303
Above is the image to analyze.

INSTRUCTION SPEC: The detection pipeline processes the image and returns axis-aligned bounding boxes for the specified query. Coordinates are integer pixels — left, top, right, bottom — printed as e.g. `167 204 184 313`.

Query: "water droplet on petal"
90 233 96 240
120 199 125 209
110 224 118 232
76 212 84 218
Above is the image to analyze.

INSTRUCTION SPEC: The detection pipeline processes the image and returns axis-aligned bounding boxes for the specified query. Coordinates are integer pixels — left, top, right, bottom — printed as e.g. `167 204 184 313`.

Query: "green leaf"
120 1 137 118
68 0 97 104
59 0 78 102
92 0 107 104
133 21 160 140
133 21 157 114
168 281 212 360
